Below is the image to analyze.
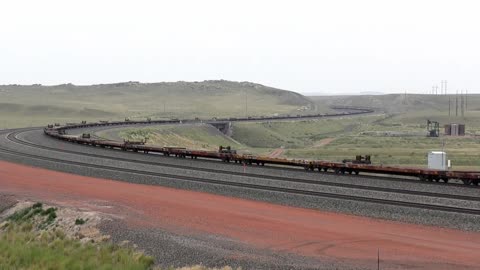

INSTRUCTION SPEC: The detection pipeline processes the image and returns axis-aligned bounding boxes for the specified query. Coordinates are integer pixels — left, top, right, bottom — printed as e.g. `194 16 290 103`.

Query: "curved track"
7 129 480 202
1 127 480 217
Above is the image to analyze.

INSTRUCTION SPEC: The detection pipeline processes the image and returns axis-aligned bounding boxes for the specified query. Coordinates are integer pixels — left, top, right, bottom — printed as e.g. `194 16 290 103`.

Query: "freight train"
43 110 480 186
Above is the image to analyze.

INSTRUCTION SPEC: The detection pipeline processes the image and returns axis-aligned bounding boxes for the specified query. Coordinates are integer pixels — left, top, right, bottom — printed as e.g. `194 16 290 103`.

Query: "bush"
32 202 43 209
41 207 56 216
75 218 86 225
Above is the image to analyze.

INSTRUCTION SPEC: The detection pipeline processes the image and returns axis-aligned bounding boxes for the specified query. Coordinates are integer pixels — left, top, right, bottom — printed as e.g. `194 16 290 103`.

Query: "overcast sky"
1 0 479 94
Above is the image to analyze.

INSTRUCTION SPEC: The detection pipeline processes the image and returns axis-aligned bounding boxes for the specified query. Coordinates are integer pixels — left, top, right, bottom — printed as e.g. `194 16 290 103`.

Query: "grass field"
231 116 374 149
0 81 315 129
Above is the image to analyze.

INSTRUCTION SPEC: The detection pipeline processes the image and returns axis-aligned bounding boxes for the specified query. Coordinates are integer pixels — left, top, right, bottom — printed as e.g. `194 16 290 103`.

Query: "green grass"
0 204 155 270
231 116 377 148
0 223 154 270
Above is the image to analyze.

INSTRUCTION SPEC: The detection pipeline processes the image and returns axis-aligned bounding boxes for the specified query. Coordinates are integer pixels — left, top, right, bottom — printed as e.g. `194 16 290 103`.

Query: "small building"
428 151 447 170
444 123 465 136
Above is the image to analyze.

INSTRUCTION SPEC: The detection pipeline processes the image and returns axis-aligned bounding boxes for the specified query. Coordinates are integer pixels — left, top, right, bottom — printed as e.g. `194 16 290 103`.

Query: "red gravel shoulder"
1 160 479 269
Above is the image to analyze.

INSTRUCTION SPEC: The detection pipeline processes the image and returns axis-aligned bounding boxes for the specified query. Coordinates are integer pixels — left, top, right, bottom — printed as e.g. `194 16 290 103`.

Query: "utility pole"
461 90 465 117
441 80 444 95
444 80 447 95
456 91 458 117
465 90 468 111
377 248 380 270
245 90 248 117
448 97 451 117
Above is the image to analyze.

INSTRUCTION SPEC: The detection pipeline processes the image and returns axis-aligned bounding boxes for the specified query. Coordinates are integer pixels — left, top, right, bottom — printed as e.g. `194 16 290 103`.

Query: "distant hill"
310 93 480 126
0 80 315 128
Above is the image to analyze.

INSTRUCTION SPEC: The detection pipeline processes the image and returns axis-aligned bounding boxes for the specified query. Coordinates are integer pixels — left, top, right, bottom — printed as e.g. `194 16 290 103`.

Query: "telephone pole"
465 90 468 111
245 90 248 117
456 91 458 117
448 97 451 117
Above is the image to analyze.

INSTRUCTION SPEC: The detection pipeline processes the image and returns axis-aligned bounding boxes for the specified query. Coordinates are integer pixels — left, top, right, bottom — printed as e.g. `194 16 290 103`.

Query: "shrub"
32 202 43 209
75 218 86 225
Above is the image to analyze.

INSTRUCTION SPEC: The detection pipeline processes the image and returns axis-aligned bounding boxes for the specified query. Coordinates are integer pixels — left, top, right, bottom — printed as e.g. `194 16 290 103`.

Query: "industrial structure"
427 120 440 137
444 123 466 136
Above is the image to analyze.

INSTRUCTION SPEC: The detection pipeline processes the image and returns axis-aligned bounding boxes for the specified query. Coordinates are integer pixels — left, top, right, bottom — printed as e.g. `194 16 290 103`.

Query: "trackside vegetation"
0 204 154 270
0 203 239 270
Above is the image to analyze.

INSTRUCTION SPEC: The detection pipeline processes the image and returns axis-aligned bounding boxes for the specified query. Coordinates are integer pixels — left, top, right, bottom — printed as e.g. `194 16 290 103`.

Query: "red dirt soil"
1 160 479 269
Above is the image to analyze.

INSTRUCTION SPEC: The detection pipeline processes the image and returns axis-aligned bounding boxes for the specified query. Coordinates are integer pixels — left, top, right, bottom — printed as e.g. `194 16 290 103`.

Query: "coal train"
43 110 480 186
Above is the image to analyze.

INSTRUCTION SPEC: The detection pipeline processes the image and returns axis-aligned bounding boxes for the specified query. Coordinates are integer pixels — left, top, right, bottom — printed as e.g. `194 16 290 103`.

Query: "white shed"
428 151 447 170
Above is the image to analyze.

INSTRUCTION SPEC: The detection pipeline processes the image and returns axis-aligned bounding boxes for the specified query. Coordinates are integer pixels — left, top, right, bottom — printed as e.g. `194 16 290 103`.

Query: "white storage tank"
428 151 447 170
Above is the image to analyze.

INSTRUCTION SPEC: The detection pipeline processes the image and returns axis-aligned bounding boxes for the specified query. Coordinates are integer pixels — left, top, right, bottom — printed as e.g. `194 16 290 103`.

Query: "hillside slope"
0 80 314 128
310 94 480 128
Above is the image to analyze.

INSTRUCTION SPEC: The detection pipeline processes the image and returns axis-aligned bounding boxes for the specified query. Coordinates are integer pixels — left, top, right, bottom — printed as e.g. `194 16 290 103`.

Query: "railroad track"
9 129 480 202
7 130 480 202
2 129 480 215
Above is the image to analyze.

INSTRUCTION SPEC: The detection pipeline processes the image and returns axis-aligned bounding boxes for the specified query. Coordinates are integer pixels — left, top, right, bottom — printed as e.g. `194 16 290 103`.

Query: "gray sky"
1 0 479 94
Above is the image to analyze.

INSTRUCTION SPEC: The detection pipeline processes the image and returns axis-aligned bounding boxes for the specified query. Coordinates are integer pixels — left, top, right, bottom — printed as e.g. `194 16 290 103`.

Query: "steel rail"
1 133 480 215
10 129 480 202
